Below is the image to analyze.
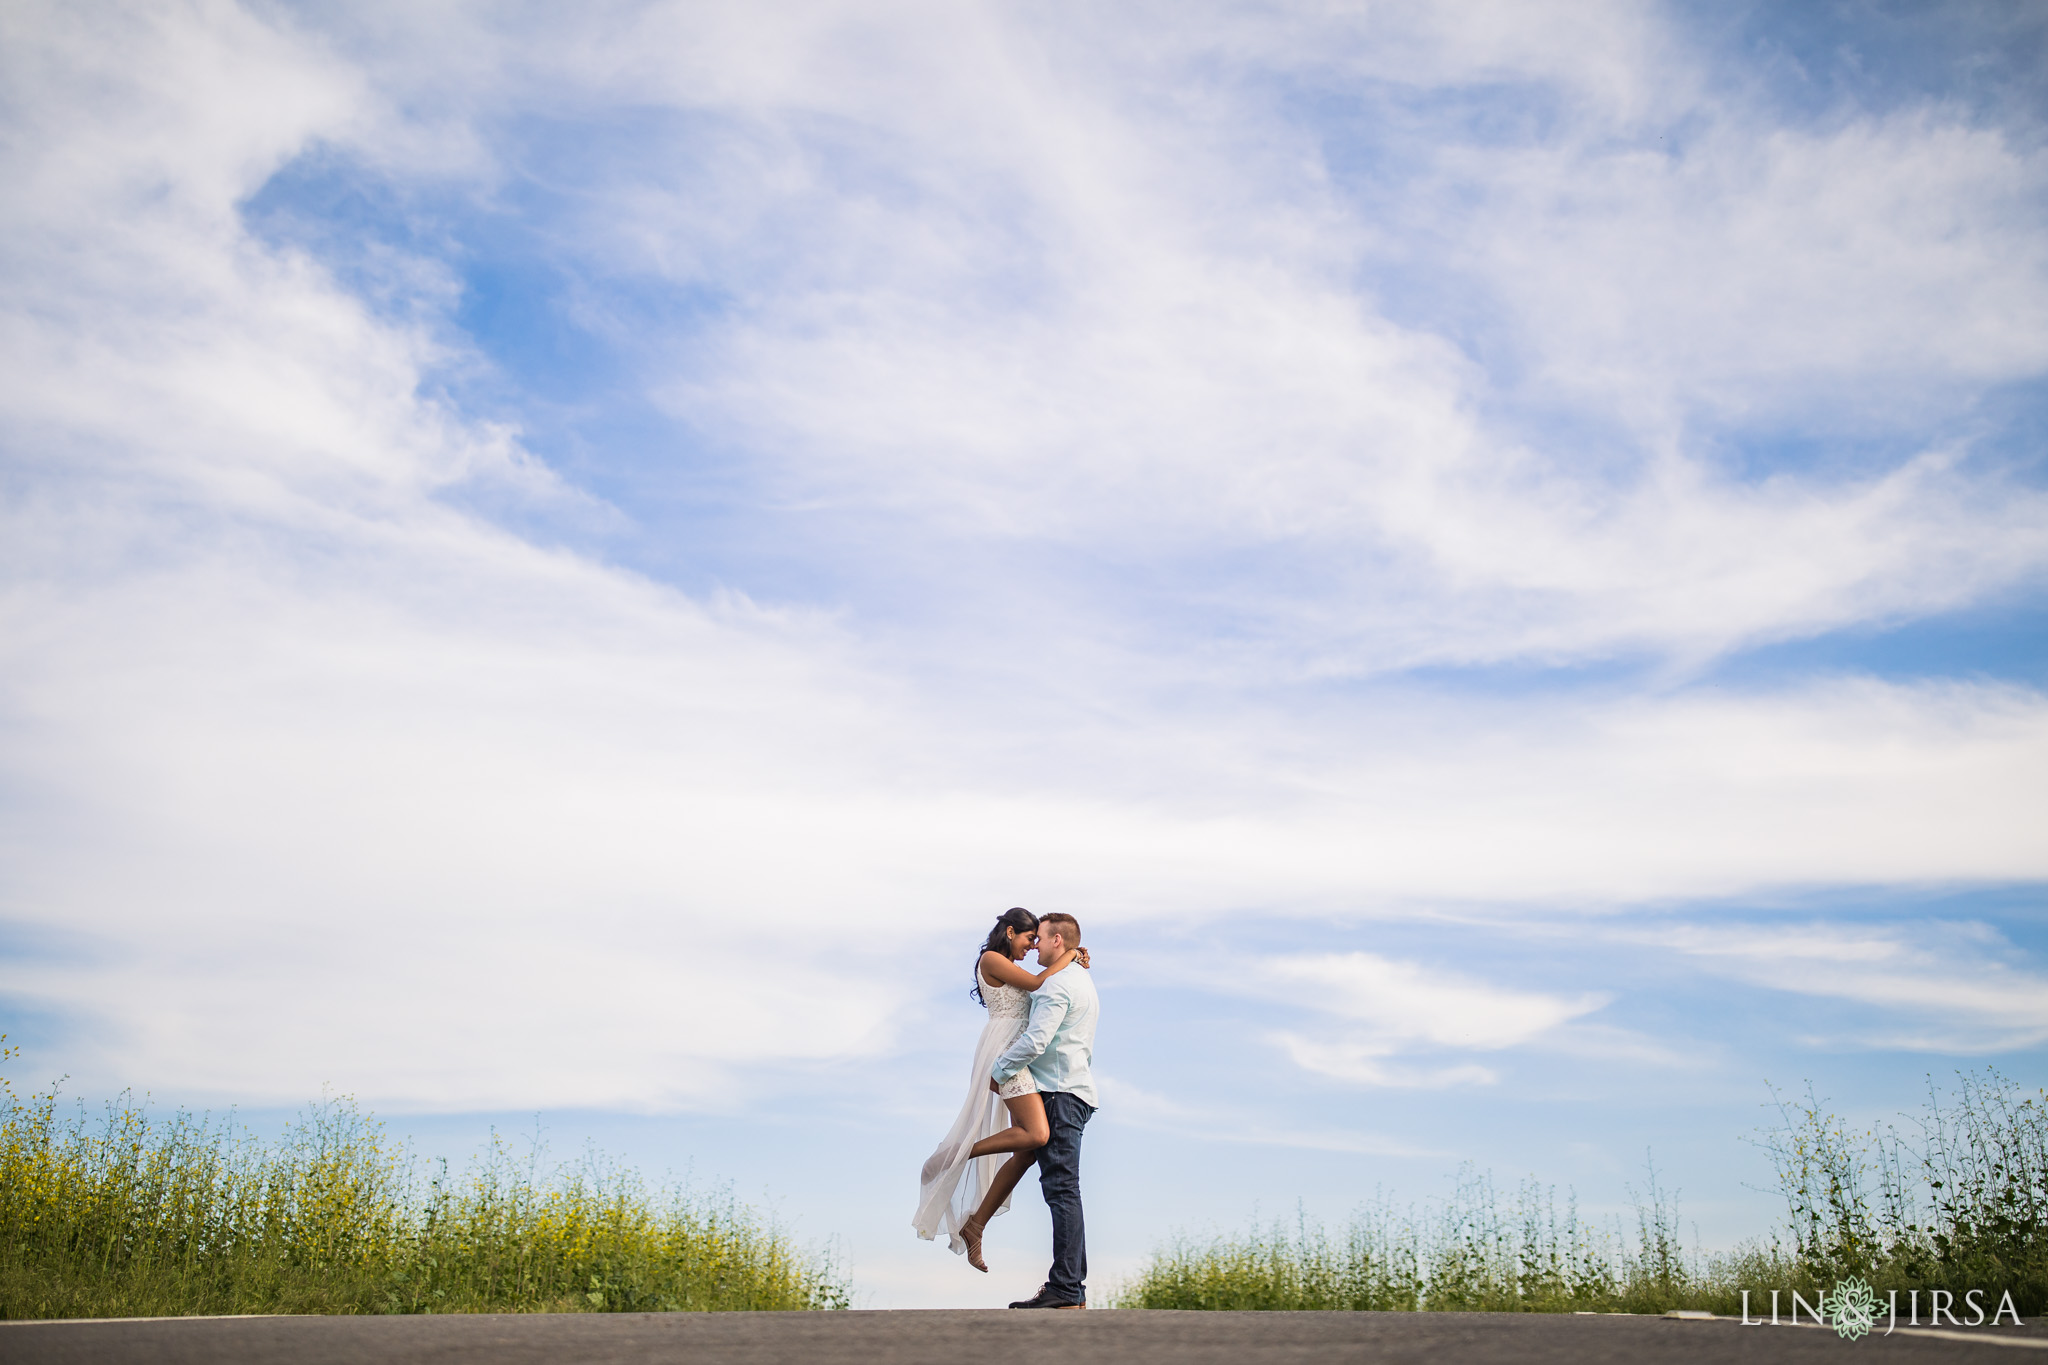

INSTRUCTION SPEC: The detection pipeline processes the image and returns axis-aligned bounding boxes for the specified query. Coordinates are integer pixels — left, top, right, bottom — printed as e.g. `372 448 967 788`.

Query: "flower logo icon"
1822 1277 1879 1340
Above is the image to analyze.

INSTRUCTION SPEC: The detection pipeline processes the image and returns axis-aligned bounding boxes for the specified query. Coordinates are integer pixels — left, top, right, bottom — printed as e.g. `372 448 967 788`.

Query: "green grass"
1117 1070 2047 1315
0 1045 849 1320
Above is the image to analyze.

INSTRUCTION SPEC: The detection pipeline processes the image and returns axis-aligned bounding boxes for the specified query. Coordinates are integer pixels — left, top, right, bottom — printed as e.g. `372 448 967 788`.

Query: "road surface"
5 1309 2044 1364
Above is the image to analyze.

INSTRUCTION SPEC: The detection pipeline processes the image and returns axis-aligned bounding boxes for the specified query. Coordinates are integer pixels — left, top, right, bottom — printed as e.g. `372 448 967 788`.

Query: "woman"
912 907 1088 1272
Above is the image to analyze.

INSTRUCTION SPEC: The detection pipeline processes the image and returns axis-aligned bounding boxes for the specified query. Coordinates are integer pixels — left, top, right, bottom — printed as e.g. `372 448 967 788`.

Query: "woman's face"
1009 927 1038 960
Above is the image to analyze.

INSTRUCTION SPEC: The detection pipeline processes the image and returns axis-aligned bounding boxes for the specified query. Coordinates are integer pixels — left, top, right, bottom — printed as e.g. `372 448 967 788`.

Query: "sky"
2 0 2046 1309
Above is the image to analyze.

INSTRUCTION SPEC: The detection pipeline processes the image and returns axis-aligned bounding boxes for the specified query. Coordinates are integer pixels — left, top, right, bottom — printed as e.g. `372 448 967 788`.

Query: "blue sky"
2 0 2046 1308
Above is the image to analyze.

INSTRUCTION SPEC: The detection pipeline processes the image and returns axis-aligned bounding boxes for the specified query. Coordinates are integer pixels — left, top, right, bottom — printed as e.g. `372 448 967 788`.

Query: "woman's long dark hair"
971 907 1037 1007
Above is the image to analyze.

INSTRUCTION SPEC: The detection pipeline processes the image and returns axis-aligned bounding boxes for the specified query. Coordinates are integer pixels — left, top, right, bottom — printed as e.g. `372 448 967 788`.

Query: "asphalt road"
5 1310 2045 1365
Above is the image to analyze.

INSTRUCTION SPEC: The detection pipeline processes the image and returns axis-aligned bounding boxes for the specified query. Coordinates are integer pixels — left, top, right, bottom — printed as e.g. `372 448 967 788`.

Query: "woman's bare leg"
960 1150 1038 1273
968 1093 1048 1160
959 1095 1047 1272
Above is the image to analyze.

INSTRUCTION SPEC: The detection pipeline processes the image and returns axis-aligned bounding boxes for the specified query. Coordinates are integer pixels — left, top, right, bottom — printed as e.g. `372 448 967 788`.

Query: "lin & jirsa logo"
1740 1277 2027 1340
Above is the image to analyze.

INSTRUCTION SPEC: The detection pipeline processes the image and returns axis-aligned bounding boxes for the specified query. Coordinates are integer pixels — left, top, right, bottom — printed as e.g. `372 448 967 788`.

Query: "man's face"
1035 926 1064 965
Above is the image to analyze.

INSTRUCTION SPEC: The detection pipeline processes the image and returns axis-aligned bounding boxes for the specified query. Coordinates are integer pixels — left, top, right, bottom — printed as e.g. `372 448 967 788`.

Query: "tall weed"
1759 1069 2046 1314
0 1047 848 1319
1119 1069 2046 1314
1112 1166 1759 1313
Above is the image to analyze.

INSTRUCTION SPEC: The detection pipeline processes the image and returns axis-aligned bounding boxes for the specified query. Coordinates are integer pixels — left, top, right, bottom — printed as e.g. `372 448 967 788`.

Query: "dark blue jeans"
1030 1090 1095 1303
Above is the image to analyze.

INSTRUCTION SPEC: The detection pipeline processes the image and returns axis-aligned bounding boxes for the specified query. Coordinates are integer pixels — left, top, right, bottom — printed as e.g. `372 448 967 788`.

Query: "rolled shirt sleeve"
992 983 1070 1085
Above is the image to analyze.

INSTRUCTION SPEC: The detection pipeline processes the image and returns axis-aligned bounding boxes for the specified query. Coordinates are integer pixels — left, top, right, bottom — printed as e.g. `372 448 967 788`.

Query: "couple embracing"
913 908 1098 1309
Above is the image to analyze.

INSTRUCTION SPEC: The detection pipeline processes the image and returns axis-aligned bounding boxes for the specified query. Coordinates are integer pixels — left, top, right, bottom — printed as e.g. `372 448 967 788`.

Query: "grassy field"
1115 1070 2046 1315
0 1044 848 1319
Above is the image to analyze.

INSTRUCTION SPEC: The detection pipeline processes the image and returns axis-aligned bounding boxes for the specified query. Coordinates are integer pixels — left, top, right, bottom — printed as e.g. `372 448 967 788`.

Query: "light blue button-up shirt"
991 965 1098 1108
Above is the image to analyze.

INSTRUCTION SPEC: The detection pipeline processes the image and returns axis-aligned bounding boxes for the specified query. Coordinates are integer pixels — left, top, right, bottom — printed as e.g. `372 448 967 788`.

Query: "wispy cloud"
1645 921 2048 1053
366 0 2048 674
1098 1076 1440 1156
1257 953 1608 1050
0 0 2043 1117
1236 952 1607 1088
1268 1040 1502 1091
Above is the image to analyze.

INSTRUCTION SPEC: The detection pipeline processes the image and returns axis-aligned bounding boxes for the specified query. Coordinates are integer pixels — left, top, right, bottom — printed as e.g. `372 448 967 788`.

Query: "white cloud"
1 0 2044 1111
1647 921 2048 1052
1449 113 2048 426
1097 1075 1437 1154
1259 952 1606 1049
1242 952 1604 1088
1269 1038 1502 1090
423 0 2048 671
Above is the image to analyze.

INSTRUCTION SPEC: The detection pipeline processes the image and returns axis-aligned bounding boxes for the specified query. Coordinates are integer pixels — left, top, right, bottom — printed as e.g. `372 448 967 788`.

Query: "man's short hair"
1038 913 1080 948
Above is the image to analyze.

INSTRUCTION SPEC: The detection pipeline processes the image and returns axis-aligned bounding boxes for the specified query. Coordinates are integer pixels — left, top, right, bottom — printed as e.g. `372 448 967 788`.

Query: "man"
990 912 1099 1309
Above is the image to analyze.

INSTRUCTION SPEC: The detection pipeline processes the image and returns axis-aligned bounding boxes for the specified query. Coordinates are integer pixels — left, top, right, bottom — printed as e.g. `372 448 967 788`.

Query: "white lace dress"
912 976 1039 1252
